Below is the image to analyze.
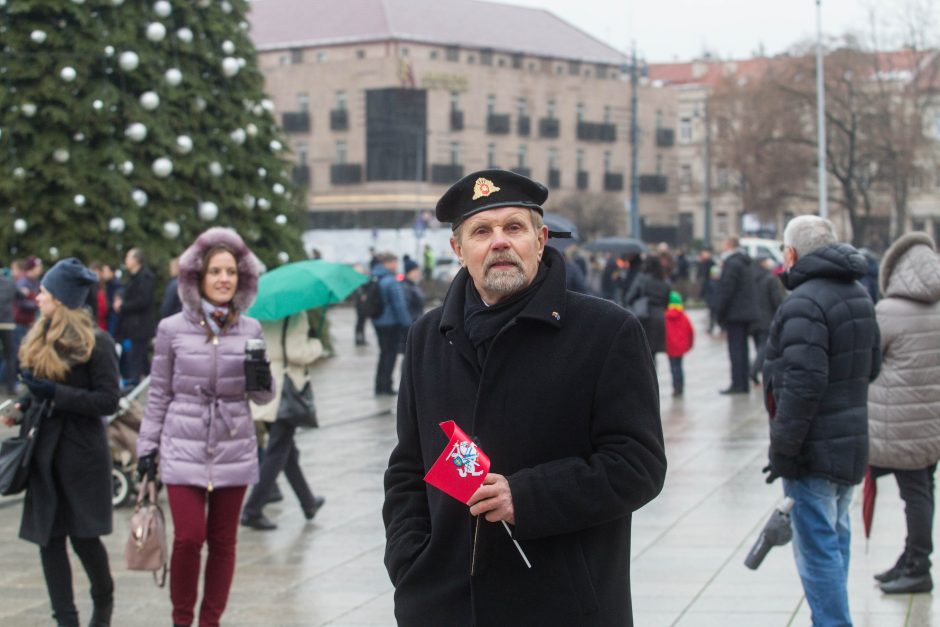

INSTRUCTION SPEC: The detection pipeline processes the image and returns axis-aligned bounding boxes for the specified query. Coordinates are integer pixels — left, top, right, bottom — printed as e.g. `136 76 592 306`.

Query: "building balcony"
486 113 511 134
450 110 464 131
431 163 464 184
577 121 617 142
603 172 624 191
330 163 362 184
281 111 310 134
639 174 668 193
517 115 531 136
291 164 310 186
547 169 561 188
655 127 675 147
539 117 560 138
330 109 349 131
577 170 589 190
511 166 531 178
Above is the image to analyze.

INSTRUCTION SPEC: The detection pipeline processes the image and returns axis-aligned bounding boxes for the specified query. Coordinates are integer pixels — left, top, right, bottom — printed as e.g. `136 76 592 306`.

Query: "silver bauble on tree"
272 183 285 195
209 162 224 177
275 214 287 225
30 30 46 44
13 219 27 234
132 189 148 207
176 27 193 43
257 197 271 210
221 40 235 55
229 128 246 145
21 103 36 117
146 22 167 42
243 194 256 209
60 66 77 82
153 0 171 17
119 51 140 71
48 247 60 260
152 157 173 178
120 161 134 175
125 122 147 142
221 57 240 77
175 135 193 154
163 221 181 239
140 91 160 110
108 217 125 233
53 148 70 163
13 167 26 179
277 252 289 264
74 194 86 206
198 201 219 221
270 140 282 152
164 68 182 86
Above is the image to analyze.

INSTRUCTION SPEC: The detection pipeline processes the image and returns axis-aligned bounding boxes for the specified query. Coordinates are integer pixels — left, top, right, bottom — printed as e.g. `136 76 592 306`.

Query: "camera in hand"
744 497 795 570
244 338 269 392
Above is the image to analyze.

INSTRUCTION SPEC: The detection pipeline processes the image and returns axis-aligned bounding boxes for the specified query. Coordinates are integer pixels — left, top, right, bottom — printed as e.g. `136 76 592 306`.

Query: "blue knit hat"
41 258 97 309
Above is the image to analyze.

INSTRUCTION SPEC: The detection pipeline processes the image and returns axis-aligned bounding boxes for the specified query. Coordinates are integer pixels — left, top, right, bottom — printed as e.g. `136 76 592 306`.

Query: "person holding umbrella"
867 232 940 594
136 227 275 627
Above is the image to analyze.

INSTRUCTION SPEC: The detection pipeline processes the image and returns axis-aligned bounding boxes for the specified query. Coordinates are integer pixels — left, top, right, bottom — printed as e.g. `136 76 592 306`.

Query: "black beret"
435 169 548 229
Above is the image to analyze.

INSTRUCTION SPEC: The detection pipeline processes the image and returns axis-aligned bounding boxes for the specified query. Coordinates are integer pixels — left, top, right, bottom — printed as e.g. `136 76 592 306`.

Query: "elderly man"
762 215 881 626
382 169 666 626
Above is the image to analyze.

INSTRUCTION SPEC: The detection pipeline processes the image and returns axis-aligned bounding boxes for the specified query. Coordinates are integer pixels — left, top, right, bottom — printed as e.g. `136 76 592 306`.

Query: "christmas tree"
0 0 304 269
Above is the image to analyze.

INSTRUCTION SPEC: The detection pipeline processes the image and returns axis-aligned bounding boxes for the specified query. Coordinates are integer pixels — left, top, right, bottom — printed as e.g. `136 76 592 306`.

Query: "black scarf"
463 264 548 367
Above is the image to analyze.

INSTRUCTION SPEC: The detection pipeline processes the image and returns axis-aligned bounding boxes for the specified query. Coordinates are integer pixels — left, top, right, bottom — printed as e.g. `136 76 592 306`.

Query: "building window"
548 148 557 170
336 140 347 165
603 151 611 173
512 54 523 69
518 145 527 168
450 141 460 165
576 103 584 122
316 51 328 63
297 92 309 111
576 149 584 172
603 105 611 123
430 50 438 60
487 95 496 115
680 164 692 191
335 91 347 110
481 49 493 66
556 65 564 74
356 49 366 59
680 117 692 142
290 48 303 64
450 91 460 111
497 58 506 67
717 165 730 190
296 142 308 165
487 143 496 168
595 64 607 79
279 55 289 66
468 54 476 64
446 46 459 61
528 62 537 72
399 47 409 57
547 99 556 119
716 212 728 236
568 60 581 76
516 97 527 117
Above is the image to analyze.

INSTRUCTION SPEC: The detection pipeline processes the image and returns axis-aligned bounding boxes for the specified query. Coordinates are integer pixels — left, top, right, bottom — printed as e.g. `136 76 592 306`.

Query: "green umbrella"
246 259 368 321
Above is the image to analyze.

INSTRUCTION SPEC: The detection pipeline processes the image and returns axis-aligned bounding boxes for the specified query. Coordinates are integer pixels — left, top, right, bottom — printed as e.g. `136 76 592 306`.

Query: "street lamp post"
703 93 712 250
628 44 640 238
815 0 828 218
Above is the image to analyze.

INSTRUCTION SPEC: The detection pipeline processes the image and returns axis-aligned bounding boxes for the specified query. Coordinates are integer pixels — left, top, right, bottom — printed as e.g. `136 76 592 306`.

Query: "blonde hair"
18 305 96 381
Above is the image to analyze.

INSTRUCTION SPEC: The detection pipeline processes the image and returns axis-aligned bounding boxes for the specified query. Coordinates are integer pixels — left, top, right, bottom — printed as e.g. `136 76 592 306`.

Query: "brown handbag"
123 475 168 587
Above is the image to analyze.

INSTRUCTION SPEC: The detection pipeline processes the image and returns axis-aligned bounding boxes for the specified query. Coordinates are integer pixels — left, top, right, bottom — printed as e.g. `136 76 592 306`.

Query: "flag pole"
501 521 531 569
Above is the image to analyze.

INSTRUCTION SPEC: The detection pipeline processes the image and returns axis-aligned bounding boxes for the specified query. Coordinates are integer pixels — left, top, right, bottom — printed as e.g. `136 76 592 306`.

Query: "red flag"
424 420 490 504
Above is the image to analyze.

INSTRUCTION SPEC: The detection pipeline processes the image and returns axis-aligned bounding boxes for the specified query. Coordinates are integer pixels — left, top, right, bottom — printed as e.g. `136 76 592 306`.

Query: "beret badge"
472 177 500 200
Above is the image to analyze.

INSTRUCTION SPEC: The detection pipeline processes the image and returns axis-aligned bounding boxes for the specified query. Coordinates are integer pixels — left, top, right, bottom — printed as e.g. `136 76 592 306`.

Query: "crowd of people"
1 164 939 626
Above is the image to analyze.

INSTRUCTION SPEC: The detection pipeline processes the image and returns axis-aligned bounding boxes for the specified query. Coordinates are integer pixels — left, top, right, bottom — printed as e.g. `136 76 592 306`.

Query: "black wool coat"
714 250 758 325
20 330 121 546
383 247 667 627
762 244 881 485
117 265 156 341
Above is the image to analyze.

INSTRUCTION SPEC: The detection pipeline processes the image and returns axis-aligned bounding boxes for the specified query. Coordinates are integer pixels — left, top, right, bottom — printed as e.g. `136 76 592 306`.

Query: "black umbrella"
583 237 646 256
544 213 579 251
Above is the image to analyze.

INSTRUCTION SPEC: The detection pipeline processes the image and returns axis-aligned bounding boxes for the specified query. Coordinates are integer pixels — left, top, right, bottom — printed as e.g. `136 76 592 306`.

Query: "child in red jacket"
665 291 694 397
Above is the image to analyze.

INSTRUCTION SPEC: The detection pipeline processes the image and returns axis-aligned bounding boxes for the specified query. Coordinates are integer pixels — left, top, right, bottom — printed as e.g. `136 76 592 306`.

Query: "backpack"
360 276 385 319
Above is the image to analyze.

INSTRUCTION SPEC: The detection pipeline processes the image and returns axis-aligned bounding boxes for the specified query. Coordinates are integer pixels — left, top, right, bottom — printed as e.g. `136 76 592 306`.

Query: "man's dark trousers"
374 325 400 394
726 322 750 391
243 420 316 519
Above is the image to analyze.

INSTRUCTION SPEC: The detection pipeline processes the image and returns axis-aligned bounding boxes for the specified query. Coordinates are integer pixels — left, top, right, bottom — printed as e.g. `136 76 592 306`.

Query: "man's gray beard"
484 267 527 295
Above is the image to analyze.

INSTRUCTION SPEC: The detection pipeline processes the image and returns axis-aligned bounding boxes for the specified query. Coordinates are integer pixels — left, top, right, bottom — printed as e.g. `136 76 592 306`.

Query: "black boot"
88 600 112 627
874 551 909 583
881 556 933 594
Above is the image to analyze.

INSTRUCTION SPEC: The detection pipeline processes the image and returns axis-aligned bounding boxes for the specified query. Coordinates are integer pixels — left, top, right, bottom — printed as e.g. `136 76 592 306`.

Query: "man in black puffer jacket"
762 215 881 627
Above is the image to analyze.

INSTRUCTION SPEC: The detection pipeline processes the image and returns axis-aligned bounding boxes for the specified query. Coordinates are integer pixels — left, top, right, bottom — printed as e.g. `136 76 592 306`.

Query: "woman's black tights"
39 535 113 627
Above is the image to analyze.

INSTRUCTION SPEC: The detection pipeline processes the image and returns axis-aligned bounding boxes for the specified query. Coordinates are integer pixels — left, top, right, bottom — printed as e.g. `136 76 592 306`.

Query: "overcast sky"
502 0 932 62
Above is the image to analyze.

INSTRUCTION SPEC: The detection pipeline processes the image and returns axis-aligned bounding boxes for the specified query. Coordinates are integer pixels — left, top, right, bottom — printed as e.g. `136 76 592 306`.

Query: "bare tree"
547 193 625 241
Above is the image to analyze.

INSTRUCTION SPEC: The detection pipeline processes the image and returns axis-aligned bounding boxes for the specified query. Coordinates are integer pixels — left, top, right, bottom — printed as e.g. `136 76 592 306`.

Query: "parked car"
740 237 784 267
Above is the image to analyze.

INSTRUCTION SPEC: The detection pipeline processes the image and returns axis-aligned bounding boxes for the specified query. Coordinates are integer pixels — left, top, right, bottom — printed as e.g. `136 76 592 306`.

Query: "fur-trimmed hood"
177 227 262 313
878 231 940 303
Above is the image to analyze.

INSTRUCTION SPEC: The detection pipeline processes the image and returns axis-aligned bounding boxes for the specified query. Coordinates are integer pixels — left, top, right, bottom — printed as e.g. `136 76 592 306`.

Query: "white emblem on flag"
448 440 484 477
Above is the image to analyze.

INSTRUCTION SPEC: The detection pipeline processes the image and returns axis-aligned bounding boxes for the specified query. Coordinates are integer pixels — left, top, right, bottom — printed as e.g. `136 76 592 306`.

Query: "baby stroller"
107 377 148 508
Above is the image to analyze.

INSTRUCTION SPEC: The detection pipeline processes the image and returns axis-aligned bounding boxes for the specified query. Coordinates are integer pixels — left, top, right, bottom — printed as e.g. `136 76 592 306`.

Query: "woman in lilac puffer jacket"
137 227 274 627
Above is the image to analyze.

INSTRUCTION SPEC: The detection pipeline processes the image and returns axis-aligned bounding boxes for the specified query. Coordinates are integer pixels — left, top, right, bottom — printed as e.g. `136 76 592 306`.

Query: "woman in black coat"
623 256 671 356
2 259 120 627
